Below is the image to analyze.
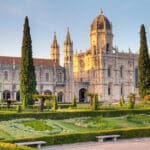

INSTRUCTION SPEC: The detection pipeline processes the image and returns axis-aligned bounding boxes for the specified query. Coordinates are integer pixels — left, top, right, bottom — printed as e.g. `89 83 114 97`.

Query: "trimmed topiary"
71 96 77 108
16 105 22 113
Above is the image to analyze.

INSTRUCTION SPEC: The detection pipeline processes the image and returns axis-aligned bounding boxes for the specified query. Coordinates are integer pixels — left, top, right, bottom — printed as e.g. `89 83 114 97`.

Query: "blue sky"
0 0 150 61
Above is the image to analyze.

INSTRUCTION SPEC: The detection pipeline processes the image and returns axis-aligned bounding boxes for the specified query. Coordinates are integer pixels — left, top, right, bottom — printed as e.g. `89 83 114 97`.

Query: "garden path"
42 137 150 150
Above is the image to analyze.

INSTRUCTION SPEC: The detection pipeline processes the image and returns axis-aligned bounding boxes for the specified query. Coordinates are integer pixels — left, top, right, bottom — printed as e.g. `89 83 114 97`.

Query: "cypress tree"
20 16 36 109
138 24 150 98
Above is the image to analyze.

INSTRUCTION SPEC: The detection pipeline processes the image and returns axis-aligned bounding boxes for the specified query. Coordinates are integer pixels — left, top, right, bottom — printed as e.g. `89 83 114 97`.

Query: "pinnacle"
51 32 59 48
64 27 72 45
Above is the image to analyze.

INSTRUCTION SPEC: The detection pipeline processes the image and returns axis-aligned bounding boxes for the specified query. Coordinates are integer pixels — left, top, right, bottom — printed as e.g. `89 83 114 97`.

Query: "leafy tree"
33 94 54 112
20 16 36 109
138 24 150 98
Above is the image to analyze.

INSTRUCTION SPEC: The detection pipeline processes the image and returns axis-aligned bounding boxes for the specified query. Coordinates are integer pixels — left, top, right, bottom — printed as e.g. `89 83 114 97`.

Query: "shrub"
58 103 72 109
118 98 125 107
128 93 136 109
71 96 77 108
92 94 98 110
53 96 58 110
0 142 36 150
16 105 22 113
85 92 95 105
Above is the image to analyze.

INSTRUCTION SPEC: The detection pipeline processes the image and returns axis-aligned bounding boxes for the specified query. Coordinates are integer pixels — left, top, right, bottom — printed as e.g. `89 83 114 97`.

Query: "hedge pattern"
0 109 150 121
0 142 37 150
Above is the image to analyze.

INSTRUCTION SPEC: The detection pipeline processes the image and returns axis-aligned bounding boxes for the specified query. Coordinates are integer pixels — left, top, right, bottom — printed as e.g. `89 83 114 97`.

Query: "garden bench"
15 141 46 148
96 135 120 142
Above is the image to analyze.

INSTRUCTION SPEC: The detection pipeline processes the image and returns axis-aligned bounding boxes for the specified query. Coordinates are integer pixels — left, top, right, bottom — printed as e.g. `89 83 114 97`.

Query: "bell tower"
90 9 113 54
64 28 74 102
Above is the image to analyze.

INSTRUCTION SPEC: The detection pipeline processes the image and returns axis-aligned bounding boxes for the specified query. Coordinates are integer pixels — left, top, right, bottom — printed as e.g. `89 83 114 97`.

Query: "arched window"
106 43 109 52
108 66 111 77
121 84 124 96
108 83 112 95
3 90 10 100
97 22 104 29
57 92 63 102
94 46 96 55
79 88 87 102
4 71 8 80
16 91 20 101
58 73 62 82
120 66 123 78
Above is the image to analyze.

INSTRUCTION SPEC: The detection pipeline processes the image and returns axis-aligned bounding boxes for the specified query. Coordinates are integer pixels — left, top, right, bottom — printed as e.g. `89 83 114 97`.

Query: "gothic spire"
51 32 59 48
64 27 72 45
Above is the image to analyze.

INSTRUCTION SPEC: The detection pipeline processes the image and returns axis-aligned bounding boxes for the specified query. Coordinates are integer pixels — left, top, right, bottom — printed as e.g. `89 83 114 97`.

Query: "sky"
0 0 150 62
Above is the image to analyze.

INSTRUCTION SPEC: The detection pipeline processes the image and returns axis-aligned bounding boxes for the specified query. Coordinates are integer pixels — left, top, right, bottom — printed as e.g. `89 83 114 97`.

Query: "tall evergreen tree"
138 24 150 98
20 16 36 109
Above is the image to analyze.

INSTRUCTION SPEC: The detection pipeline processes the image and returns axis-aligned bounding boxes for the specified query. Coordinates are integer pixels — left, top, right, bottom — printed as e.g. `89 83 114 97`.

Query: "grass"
19 120 53 131
0 114 150 141
62 114 150 130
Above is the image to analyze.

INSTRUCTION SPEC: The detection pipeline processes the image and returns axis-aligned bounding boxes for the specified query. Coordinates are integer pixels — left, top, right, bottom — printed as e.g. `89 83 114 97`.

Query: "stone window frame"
108 83 112 95
120 65 124 78
107 65 112 77
4 70 8 80
57 70 64 83
120 83 124 96
45 72 49 82
106 43 109 52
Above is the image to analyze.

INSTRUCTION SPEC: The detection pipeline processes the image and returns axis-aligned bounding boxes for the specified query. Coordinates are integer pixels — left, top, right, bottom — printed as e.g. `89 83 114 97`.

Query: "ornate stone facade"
0 10 138 103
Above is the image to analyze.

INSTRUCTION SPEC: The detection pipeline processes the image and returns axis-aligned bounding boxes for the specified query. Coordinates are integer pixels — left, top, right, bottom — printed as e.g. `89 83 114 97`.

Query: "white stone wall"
101 51 138 102
0 63 66 101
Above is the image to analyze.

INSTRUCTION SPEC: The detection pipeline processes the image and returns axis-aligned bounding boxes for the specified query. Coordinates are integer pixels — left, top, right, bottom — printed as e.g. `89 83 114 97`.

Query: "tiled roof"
0 56 58 67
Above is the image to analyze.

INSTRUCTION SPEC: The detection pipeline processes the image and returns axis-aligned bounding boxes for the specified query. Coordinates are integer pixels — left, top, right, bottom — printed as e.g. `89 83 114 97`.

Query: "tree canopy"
138 24 150 98
20 16 36 109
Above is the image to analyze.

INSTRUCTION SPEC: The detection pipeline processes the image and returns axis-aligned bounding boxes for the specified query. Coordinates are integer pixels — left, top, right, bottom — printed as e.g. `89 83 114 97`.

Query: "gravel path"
41 137 150 150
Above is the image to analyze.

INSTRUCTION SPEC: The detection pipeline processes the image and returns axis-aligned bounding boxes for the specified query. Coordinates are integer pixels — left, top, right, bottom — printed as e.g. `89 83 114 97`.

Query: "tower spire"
50 32 59 64
64 27 72 45
51 32 59 48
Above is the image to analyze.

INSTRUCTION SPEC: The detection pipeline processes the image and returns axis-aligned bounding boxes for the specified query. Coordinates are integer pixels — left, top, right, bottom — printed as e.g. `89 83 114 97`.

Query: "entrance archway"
79 88 87 102
3 90 10 100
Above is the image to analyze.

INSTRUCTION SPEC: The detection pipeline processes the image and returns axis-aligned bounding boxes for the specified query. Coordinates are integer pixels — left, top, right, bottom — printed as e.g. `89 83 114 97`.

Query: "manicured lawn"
19 120 53 131
0 114 150 141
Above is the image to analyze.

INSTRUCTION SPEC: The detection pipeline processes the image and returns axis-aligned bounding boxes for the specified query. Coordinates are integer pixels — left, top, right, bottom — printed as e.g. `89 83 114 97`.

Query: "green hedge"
9 127 150 145
58 103 72 109
0 109 150 121
0 142 37 150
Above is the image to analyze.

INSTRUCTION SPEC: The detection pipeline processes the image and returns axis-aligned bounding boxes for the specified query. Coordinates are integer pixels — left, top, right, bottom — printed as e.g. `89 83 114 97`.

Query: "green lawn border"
8 126 150 145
